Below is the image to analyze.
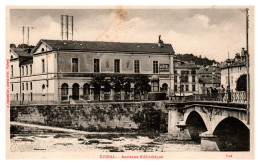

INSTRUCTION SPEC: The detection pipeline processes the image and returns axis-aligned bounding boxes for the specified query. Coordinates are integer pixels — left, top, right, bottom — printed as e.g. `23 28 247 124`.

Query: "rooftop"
198 66 221 74
11 48 32 57
38 39 175 54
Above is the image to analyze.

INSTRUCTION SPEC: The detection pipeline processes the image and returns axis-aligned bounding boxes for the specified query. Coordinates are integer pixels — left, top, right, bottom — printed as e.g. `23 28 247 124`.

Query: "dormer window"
11 55 13 59
41 48 45 52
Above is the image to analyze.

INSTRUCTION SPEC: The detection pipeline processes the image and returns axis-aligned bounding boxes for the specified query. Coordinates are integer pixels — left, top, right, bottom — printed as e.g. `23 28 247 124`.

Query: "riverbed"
10 125 201 152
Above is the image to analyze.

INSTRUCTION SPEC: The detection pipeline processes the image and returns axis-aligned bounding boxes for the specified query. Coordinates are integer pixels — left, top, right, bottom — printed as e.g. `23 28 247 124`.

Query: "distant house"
220 48 247 92
10 38 176 104
198 66 221 94
173 61 200 96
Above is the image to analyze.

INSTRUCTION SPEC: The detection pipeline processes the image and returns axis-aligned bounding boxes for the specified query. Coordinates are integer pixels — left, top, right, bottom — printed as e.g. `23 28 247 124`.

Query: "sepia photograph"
5 6 255 159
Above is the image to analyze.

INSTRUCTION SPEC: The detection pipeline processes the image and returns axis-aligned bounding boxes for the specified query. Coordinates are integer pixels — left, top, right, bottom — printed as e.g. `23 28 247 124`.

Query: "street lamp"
226 59 232 103
179 76 182 100
212 68 216 88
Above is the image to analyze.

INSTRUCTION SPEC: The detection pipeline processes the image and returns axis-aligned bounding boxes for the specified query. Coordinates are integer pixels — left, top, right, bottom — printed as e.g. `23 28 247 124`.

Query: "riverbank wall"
10 101 168 132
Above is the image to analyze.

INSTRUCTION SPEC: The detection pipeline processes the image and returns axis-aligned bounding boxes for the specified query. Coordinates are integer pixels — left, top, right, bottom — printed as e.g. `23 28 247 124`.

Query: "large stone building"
10 38 176 104
220 49 247 92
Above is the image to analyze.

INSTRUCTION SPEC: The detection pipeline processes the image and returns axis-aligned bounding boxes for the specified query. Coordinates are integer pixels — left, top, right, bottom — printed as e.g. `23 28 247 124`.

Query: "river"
10 125 200 152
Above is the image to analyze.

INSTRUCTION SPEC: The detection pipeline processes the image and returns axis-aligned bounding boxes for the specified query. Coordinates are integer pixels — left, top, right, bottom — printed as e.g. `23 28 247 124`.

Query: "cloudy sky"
9 7 249 62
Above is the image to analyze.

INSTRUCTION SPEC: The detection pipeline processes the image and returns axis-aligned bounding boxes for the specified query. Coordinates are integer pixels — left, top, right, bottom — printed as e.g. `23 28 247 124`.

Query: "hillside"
175 54 218 66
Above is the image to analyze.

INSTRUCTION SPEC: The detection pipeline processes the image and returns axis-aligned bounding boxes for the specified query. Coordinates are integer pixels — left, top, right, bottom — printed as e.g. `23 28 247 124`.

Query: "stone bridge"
166 101 250 151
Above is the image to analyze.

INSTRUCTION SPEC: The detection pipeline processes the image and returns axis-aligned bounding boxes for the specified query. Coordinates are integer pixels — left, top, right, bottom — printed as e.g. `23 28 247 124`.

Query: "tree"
134 75 151 94
10 44 16 48
236 74 247 91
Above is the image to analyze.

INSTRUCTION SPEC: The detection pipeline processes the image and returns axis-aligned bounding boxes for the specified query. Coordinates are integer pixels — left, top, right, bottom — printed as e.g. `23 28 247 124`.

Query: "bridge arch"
213 117 250 151
185 111 208 142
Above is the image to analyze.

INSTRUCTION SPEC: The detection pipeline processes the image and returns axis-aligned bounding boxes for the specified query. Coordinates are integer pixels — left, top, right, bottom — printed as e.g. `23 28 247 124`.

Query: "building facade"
197 66 221 94
173 61 200 96
10 39 175 104
220 49 247 93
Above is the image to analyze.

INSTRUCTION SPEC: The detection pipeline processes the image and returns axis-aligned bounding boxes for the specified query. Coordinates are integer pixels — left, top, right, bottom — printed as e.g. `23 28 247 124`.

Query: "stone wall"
10 101 168 132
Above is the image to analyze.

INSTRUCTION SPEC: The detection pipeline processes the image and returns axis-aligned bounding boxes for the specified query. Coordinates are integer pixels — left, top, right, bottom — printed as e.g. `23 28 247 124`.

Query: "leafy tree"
134 75 151 94
10 44 16 48
236 74 247 91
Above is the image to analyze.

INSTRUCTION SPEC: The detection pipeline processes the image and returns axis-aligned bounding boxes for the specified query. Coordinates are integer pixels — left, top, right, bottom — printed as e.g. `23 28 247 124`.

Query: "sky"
8 7 250 62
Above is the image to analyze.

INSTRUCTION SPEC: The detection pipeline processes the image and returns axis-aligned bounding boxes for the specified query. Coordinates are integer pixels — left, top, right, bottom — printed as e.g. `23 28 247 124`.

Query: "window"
22 66 24 76
22 93 24 101
61 83 69 95
26 83 28 90
30 65 32 74
192 85 196 91
180 75 188 83
174 76 177 82
114 59 120 73
26 65 28 75
174 85 177 92
180 85 184 92
153 61 159 73
174 70 177 74
186 85 189 91
31 92 33 101
134 60 140 73
16 93 18 101
151 81 159 92
42 84 46 96
11 65 13 77
42 59 45 73
94 59 100 73
72 58 79 72
30 82 32 90
191 70 196 75
192 76 196 82
22 83 24 91
162 83 168 92
11 84 13 91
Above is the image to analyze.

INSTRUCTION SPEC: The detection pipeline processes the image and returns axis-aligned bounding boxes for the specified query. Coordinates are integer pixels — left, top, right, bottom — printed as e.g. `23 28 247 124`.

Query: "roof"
174 63 200 69
20 57 33 65
199 77 221 84
220 60 246 69
37 39 174 54
11 48 32 57
198 66 221 74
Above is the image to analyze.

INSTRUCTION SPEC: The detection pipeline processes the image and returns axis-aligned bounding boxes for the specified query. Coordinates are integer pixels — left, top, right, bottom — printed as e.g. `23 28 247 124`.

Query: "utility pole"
246 8 250 124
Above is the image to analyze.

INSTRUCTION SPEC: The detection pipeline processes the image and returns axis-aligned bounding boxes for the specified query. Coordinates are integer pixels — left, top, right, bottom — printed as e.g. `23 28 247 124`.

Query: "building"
220 48 247 92
173 61 200 96
10 38 175 104
197 66 221 94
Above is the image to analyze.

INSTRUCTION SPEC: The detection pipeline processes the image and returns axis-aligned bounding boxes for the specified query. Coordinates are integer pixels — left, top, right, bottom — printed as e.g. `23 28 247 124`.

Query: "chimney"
61 15 63 40
27 27 29 45
22 26 25 45
61 15 74 40
158 35 164 48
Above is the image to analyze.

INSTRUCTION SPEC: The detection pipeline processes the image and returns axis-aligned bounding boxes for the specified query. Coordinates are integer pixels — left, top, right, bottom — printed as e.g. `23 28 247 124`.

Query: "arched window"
83 83 90 96
162 83 168 93
42 84 46 96
61 83 69 95
72 83 80 100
